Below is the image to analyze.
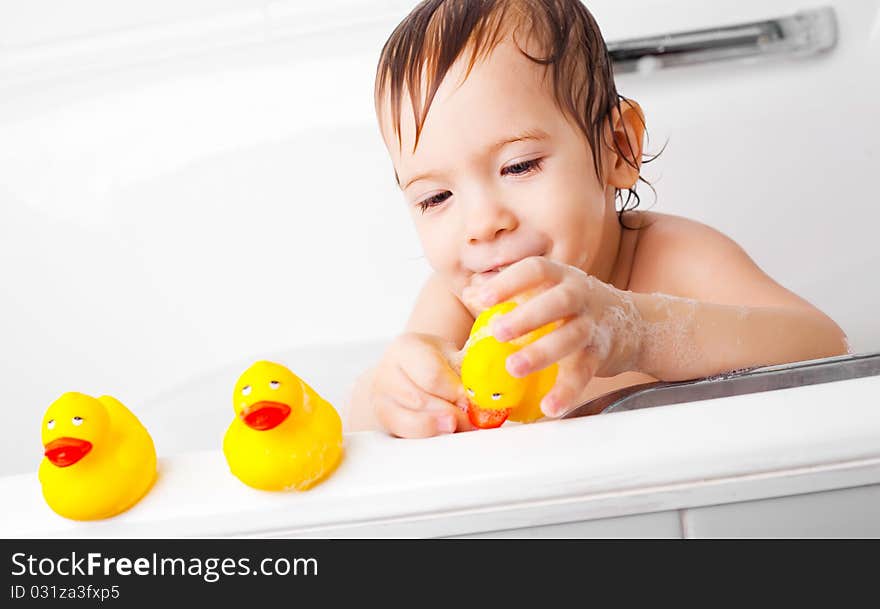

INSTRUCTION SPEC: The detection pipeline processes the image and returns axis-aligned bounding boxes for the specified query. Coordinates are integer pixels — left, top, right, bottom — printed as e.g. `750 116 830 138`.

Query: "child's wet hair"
375 0 659 225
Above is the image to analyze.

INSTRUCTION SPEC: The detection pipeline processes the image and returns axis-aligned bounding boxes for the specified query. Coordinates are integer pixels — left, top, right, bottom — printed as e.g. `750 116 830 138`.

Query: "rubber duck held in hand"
39 392 157 520
223 360 343 491
461 301 558 429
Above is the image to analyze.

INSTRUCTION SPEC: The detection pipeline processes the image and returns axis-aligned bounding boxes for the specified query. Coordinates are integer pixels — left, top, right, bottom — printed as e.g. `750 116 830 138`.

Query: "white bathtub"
2 0 880 537
3 357 880 538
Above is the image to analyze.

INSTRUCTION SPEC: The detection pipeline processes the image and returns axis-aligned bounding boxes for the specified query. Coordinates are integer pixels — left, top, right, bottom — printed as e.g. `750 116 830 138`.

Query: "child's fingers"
437 340 465 376
505 314 595 378
374 395 457 438
370 334 473 438
540 351 599 418
491 282 585 342
373 362 425 409
461 286 486 314
453 405 477 432
401 338 468 404
373 362 464 414
478 256 563 307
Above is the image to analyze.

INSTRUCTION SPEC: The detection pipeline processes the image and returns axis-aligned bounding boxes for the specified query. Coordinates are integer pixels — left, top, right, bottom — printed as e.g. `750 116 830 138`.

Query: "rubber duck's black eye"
47 419 55 430
71 416 84 426
269 381 280 390
466 388 475 396
491 393 502 400
241 385 252 396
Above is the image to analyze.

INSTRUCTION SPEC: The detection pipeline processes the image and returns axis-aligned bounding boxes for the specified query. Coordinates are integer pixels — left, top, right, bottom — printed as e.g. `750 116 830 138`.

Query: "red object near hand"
466 401 510 429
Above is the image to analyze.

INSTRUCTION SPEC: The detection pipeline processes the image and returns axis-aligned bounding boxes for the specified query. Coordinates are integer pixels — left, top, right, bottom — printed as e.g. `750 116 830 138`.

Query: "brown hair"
374 0 656 223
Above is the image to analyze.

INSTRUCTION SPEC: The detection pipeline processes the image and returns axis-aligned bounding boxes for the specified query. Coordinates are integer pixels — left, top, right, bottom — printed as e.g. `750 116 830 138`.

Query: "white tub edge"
2 374 879 538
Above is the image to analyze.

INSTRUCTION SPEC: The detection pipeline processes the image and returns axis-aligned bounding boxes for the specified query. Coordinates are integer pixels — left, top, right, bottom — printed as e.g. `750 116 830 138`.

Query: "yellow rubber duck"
461 301 558 428
38 392 157 520
223 360 343 491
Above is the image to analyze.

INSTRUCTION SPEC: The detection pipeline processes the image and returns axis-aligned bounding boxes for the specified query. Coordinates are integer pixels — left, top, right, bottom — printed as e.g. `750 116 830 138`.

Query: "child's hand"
467 257 643 417
370 333 474 438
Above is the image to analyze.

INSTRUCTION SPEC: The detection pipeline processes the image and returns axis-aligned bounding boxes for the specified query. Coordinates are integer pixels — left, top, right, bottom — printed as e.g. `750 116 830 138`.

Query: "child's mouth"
471 265 508 286
470 255 546 287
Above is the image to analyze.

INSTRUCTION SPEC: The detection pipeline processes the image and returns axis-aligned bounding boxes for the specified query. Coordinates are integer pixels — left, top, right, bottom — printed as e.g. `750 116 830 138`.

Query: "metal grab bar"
562 351 880 418
608 6 838 74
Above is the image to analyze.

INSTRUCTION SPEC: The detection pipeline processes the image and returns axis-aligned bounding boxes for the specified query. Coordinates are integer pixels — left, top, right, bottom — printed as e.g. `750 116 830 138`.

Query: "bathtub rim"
2 372 879 538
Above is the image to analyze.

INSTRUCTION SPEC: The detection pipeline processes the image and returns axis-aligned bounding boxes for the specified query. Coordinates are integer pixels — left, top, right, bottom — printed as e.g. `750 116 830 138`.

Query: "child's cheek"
417 228 457 274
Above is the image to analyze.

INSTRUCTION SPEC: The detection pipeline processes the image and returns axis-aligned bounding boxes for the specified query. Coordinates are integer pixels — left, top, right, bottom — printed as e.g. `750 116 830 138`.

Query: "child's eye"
501 158 542 177
417 191 452 213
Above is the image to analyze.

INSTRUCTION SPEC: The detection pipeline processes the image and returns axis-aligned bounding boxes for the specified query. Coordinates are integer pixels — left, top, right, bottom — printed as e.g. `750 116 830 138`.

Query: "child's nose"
464 197 518 244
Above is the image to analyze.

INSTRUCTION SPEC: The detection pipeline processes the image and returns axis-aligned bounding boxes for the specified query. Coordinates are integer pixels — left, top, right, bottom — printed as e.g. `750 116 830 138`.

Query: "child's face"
381 39 617 298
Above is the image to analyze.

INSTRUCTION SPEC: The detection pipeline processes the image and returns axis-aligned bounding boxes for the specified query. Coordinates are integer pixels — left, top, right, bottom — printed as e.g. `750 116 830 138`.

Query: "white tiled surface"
682 484 880 538
453 510 682 539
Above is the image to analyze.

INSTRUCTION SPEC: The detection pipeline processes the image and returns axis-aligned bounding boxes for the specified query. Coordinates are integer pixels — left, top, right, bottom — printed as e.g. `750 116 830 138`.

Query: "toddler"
349 0 847 437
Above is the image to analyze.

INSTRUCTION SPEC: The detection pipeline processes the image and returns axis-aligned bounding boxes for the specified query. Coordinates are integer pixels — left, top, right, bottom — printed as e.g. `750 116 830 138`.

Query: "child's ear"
605 98 646 190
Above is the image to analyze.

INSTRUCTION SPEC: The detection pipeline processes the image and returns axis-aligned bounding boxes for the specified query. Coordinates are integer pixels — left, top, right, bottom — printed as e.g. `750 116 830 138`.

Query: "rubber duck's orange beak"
240 401 291 431
466 400 510 429
44 437 93 467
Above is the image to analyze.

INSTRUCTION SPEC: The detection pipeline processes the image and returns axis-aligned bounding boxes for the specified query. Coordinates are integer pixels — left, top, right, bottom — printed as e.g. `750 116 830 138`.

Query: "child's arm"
347 274 475 435
472 215 848 416
626 215 847 378
402 273 475 345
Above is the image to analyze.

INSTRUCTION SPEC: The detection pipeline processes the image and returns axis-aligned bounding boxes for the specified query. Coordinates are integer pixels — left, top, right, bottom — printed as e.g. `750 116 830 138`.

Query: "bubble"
638 293 701 372
591 320 612 362
591 293 642 371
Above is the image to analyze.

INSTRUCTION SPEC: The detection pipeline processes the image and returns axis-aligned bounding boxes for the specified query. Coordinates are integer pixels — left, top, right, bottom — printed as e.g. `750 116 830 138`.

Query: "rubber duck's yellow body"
223 360 343 491
461 301 558 428
38 392 157 520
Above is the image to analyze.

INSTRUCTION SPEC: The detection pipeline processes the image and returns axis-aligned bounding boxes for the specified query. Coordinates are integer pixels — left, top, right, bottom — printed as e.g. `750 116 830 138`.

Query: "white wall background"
2 0 878 475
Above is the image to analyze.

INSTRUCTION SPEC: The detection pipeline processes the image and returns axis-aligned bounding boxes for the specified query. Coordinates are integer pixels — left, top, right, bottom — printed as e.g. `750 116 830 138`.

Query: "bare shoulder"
629 212 741 279
626 211 812 308
404 273 475 348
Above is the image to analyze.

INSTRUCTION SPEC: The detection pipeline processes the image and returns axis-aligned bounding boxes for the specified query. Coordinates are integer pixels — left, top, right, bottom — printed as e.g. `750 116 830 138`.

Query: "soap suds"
591 292 641 370
639 293 701 372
